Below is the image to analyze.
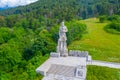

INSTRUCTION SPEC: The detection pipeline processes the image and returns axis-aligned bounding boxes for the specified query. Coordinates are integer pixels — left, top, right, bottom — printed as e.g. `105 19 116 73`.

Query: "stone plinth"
36 57 87 80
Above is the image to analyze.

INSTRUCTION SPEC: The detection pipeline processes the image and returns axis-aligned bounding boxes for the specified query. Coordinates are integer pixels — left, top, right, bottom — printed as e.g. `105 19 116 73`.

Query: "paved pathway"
88 60 120 69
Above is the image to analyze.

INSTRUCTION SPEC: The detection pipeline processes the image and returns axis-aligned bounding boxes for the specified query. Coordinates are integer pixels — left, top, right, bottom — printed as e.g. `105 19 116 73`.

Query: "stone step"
47 64 76 77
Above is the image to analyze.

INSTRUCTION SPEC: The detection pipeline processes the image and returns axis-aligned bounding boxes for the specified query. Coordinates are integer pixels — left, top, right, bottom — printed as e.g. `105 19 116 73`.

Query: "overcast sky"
0 0 38 8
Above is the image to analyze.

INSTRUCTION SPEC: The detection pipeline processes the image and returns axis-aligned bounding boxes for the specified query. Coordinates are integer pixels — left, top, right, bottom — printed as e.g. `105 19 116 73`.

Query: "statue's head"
61 21 65 27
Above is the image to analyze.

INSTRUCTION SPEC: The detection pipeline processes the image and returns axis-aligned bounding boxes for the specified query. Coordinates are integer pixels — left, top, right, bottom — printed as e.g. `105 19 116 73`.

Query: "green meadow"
69 18 120 62
87 65 120 80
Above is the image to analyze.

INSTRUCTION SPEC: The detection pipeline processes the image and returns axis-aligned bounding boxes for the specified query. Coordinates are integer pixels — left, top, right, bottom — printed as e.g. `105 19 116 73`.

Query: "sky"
0 0 38 8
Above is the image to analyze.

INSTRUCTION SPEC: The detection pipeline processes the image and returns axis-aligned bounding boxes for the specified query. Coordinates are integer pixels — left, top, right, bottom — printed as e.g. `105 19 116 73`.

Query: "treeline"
1 0 120 29
0 0 120 20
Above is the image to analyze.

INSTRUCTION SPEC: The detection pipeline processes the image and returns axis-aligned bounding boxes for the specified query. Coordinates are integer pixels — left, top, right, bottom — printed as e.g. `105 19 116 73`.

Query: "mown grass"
68 18 120 62
87 65 120 80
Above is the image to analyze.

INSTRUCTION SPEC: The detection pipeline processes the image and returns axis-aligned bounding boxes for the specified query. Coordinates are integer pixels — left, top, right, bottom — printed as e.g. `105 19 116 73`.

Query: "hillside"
69 18 120 62
0 0 120 29
0 0 120 19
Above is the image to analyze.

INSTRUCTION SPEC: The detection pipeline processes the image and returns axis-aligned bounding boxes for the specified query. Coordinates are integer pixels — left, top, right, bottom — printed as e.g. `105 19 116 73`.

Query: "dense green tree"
32 29 56 55
0 16 6 27
0 27 15 44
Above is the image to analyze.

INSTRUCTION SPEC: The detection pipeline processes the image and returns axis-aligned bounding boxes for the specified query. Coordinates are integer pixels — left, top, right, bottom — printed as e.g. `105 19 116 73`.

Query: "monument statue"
57 21 68 57
36 21 92 80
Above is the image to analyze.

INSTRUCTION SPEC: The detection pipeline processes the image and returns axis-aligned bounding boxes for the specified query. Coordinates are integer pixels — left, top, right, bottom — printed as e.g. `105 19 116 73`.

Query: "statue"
59 22 68 41
57 22 68 57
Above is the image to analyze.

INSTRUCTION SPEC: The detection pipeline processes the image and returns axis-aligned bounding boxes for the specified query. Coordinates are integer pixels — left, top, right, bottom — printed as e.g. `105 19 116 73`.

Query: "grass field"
68 18 120 62
87 65 120 80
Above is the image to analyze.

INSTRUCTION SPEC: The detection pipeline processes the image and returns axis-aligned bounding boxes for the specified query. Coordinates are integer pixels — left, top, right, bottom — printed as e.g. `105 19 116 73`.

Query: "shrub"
66 22 87 44
99 15 107 23
107 15 120 22
104 22 120 34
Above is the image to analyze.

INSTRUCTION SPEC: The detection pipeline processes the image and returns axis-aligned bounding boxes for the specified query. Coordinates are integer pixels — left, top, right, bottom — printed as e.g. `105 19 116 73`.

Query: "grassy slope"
68 18 120 62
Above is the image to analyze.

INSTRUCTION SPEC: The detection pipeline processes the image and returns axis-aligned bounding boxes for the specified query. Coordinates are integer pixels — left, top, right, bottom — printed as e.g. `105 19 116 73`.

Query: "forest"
0 0 120 80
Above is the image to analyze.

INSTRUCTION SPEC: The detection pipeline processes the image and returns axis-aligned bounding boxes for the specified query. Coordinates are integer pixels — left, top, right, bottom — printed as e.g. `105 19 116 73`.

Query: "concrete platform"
36 57 87 76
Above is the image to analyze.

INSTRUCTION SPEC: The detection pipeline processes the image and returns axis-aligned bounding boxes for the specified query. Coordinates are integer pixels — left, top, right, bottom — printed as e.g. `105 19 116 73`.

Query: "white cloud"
0 0 38 8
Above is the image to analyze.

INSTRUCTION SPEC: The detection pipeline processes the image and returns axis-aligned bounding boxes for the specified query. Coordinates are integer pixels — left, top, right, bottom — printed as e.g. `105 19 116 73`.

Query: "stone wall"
69 50 89 57
50 52 60 57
